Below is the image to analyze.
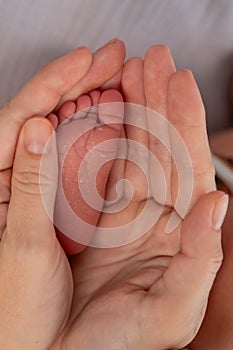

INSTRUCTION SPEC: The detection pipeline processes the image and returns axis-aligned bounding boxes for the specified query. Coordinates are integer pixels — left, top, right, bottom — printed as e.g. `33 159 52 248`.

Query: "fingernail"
212 194 229 230
23 118 53 154
97 38 118 51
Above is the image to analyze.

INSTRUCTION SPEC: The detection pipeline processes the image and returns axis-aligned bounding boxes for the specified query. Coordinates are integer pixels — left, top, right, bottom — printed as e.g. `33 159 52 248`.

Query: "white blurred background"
0 0 233 133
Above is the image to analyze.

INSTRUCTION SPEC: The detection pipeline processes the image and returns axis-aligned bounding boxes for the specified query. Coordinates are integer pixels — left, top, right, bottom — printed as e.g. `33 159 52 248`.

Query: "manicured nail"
212 194 229 230
23 118 53 154
97 38 118 51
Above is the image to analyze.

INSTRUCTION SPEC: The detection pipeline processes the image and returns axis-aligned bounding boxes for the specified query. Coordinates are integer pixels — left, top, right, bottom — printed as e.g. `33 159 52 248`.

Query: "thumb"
156 191 229 348
164 191 228 297
5 117 58 248
0 118 71 350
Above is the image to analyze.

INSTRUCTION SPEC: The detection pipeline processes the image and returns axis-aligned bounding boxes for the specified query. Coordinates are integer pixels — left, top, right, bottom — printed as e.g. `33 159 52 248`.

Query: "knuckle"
12 166 40 195
210 250 224 275
146 44 170 56
12 163 54 198
206 237 224 276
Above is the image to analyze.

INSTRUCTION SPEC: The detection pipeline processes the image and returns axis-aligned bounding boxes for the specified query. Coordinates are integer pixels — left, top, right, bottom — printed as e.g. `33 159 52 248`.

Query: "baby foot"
53 89 124 254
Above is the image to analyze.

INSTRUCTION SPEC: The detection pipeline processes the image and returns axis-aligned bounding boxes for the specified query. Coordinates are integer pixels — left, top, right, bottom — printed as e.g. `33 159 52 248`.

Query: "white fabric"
0 0 233 133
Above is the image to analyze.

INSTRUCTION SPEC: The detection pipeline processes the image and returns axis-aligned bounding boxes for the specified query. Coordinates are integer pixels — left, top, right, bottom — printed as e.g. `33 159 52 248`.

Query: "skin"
0 38 126 241
189 191 233 346
55 88 125 254
57 51 233 347
0 43 229 350
0 39 126 349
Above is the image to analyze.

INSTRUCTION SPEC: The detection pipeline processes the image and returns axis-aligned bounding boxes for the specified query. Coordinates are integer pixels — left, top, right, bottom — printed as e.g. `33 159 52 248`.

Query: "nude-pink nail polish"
212 194 229 230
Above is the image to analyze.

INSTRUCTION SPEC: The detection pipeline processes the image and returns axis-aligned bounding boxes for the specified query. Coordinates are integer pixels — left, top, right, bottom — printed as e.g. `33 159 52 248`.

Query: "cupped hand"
50 47 228 350
0 40 126 349
0 38 126 240
0 43 229 350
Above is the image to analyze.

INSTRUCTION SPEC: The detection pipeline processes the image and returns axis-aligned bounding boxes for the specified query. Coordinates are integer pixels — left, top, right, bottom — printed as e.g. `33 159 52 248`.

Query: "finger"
106 58 145 203
121 57 148 202
58 38 126 106
100 68 123 91
3 117 58 249
0 169 11 238
168 70 216 207
148 191 228 348
0 118 70 349
101 58 147 231
164 191 227 296
189 196 233 349
144 45 176 206
0 46 92 171
144 45 176 115
0 47 92 242
122 57 146 105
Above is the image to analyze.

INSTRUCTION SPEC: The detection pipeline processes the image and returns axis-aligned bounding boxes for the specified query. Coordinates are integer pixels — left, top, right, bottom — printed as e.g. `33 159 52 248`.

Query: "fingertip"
63 45 92 64
122 57 144 78
212 193 229 230
183 191 227 230
22 117 54 155
94 38 126 68
41 46 93 97
95 38 126 55
125 56 144 65
58 40 126 105
70 46 93 71
47 113 58 128
169 69 197 93
145 44 172 57
115 38 126 56
168 68 205 126
181 191 227 261
121 57 145 104
144 45 176 69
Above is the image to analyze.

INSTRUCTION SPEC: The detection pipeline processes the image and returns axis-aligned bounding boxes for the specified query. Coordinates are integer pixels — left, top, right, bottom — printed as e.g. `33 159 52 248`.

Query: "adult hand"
0 43 228 350
49 46 229 349
0 38 126 240
0 40 126 349
189 195 233 349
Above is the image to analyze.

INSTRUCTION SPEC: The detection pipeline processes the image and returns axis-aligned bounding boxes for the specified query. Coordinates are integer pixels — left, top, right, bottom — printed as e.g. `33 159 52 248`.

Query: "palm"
53 46 216 350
